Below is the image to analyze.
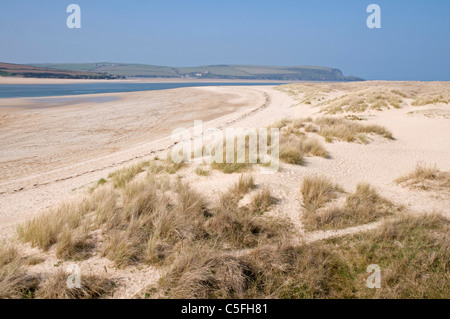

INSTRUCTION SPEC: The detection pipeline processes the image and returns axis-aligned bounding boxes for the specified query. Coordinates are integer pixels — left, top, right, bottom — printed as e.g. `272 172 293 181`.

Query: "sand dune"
0 86 268 235
1 82 450 236
1 81 449 298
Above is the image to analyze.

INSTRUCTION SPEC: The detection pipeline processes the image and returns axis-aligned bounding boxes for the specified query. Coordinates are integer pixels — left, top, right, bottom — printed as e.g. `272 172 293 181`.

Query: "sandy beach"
1 81 449 298
2 0 449 303
0 85 269 232
1 81 450 234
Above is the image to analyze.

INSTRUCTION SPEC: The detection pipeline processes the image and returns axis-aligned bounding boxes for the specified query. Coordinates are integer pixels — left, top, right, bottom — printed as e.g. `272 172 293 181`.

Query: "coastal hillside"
31 63 363 81
0 62 124 80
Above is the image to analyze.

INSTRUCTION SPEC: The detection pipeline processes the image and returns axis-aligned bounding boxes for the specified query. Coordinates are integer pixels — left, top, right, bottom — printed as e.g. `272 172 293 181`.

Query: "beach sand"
1 82 450 234
0 86 269 233
1 81 449 297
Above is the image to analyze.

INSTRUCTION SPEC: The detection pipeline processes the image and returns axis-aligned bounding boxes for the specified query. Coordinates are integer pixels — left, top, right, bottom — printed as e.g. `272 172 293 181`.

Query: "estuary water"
0 82 283 99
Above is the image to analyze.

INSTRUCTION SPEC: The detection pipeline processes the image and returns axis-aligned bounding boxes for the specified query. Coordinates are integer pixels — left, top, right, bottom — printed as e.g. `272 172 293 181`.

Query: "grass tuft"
108 164 145 188
17 197 94 251
250 187 276 215
35 270 115 299
301 175 343 212
314 117 393 143
0 245 40 299
302 182 398 230
395 163 450 191
195 167 210 176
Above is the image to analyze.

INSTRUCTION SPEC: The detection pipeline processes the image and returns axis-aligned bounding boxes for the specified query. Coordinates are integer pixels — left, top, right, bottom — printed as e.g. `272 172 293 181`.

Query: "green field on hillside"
31 63 363 81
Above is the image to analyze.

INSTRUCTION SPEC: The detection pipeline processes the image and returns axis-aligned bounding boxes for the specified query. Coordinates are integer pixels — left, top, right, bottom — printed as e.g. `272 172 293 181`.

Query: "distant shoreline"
0 81 285 99
0 76 291 85
0 76 363 85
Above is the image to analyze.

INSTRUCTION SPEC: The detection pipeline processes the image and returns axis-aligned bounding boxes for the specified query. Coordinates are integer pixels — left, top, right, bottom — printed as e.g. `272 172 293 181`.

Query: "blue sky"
0 0 449 80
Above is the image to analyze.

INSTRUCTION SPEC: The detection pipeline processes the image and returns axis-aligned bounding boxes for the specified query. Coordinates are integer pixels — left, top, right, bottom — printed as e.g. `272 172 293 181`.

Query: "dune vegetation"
145 213 449 299
278 81 450 112
3 150 446 299
319 89 405 114
2 81 450 299
301 179 400 231
395 163 450 191
16 166 287 267
274 117 393 144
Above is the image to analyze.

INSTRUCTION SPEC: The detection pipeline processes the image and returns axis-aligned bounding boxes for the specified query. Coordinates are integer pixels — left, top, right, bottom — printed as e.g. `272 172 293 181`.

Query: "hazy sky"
0 0 449 80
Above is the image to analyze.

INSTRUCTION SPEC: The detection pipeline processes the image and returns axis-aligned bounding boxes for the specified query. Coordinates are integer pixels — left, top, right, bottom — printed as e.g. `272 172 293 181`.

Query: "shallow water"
30 96 119 104
0 82 282 99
